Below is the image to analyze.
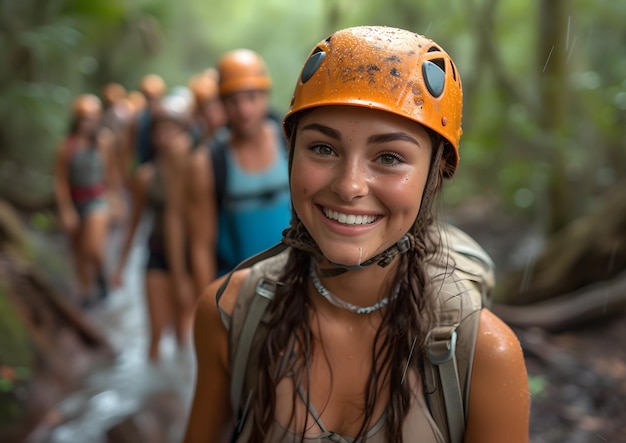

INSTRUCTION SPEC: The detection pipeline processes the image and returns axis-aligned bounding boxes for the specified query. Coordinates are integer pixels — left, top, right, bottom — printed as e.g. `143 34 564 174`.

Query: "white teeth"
324 208 377 225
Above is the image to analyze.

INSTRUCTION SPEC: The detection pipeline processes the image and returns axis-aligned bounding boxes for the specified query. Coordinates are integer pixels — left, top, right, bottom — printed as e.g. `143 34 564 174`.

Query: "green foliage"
0 283 34 428
528 374 547 398
29 210 56 231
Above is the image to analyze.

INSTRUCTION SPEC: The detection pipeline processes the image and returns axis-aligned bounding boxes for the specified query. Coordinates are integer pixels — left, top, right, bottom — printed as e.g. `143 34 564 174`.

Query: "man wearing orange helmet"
54 93 114 307
184 27 529 443
186 49 291 297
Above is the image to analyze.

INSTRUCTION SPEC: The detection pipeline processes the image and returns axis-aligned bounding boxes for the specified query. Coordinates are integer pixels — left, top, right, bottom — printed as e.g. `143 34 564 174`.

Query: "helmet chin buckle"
396 235 411 254
319 234 413 277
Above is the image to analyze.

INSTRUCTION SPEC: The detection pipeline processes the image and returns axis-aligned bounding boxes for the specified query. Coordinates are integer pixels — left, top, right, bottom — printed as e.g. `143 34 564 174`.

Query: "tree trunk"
538 0 571 234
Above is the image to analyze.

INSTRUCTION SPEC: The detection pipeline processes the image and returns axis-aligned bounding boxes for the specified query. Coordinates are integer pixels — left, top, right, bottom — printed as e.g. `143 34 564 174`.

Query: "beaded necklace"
309 261 398 315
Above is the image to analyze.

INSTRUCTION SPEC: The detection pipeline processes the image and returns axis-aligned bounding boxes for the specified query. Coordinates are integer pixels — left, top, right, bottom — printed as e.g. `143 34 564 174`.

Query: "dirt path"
521 310 626 443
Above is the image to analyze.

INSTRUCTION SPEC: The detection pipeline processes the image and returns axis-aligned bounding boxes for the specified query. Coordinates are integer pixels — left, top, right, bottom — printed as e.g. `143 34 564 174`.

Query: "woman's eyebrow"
301 124 421 147
300 123 341 140
367 132 421 147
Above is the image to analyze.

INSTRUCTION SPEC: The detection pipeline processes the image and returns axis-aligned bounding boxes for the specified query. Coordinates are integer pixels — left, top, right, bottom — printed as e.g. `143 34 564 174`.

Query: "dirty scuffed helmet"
283 26 463 177
217 49 272 97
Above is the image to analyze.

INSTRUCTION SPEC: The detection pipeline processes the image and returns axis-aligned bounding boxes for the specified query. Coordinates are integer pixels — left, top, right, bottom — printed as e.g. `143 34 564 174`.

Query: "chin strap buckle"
396 235 411 254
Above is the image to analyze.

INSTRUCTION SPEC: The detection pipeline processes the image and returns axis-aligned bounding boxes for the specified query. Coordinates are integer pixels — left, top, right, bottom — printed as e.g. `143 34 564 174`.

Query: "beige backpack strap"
230 278 276 433
216 243 290 435
425 224 494 443
426 278 471 443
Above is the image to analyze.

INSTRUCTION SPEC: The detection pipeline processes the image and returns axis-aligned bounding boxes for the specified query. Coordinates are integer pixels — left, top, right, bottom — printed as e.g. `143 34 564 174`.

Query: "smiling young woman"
291 106 434 270
183 26 530 443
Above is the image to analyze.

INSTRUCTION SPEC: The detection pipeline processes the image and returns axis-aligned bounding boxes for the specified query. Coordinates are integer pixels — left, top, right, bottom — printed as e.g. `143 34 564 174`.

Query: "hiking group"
53 24 530 443
53 48 291 362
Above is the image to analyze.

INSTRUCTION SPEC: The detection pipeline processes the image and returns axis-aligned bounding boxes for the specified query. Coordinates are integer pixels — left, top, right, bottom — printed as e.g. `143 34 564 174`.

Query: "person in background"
183 26 529 443
188 68 227 146
101 82 132 226
126 89 147 118
54 94 114 308
130 73 167 166
186 49 291 297
112 93 195 362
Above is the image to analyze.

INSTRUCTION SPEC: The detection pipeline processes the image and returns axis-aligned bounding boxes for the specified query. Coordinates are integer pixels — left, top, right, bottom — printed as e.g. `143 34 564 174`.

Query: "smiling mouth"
323 207 379 225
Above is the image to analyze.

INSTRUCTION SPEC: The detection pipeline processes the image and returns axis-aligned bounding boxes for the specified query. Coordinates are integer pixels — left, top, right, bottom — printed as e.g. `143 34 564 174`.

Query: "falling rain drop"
566 36 577 64
519 255 536 293
542 46 554 73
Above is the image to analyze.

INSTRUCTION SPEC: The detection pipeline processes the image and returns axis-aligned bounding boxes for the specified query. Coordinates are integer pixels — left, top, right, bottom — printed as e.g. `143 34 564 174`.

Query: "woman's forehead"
298 105 430 139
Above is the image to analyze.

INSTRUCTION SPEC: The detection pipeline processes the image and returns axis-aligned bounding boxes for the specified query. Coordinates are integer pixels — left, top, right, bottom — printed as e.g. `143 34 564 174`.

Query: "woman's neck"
309 258 399 318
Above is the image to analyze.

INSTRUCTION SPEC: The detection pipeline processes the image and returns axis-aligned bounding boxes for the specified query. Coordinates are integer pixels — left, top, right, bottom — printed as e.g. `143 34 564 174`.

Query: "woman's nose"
330 160 369 201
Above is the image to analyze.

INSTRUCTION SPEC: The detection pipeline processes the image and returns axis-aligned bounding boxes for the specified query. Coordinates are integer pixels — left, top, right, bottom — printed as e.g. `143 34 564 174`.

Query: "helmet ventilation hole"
450 61 458 82
301 48 326 84
422 59 445 97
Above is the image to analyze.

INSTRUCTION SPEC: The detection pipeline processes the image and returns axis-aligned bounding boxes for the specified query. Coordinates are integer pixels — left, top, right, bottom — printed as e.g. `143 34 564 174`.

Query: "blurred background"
1 0 625 442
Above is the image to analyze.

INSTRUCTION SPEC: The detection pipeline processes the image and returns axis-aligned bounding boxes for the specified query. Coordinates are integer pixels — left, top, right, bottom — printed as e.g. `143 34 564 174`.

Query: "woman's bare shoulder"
193 269 253 375
465 309 530 443
195 269 252 323
475 309 524 359
185 271 250 443
472 309 528 384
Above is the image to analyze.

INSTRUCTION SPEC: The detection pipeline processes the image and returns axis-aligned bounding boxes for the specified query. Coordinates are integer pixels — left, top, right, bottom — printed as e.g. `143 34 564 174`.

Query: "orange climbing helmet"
283 26 463 176
101 82 126 106
72 94 102 117
126 90 147 114
139 74 166 99
217 49 271 97
188 68 220 103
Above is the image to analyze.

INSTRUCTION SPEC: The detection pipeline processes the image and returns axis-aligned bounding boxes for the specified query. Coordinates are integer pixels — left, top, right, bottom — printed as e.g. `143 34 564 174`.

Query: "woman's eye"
311 143 335 157
378 152 403 166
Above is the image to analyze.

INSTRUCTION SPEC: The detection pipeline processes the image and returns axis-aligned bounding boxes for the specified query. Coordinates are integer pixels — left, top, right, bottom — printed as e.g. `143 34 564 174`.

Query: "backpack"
207 126 232 213
216 223 495 443
207 114 287 214
207 123 290 276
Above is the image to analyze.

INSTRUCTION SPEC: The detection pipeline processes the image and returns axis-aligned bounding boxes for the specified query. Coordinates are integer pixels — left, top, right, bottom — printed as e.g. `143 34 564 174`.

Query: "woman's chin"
318 246 375 268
